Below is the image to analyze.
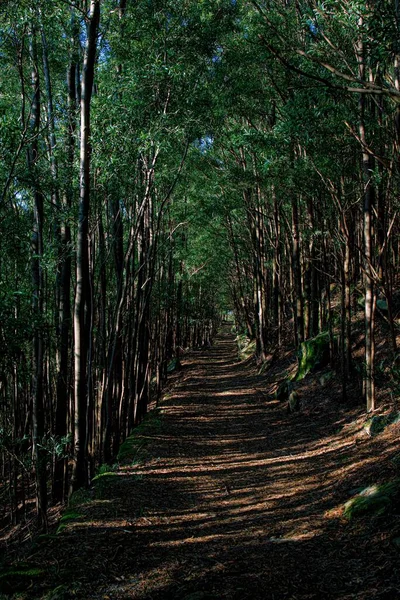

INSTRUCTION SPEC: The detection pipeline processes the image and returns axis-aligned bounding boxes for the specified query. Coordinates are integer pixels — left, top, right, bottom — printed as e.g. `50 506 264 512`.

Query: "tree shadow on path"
18 327 400 599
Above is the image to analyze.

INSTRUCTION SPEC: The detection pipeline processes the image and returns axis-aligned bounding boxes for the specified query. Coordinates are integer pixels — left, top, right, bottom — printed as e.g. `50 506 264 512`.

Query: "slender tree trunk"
292 195 304 346
226 214 253 337
52 14 78 503
71 0 100 493
28 30 47 529
272 188 282 346
394 0 400 158
357 22 376 412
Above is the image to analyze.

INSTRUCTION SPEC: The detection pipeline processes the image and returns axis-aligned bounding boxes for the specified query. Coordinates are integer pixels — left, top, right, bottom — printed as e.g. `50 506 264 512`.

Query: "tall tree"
72 0 100 492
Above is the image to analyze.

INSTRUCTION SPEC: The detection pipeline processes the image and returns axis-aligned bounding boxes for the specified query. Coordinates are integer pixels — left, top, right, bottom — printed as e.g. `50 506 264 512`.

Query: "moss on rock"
287 391 300 413
364 412 400 437
344 479 400 520
275 380 293 401
294 332 330 381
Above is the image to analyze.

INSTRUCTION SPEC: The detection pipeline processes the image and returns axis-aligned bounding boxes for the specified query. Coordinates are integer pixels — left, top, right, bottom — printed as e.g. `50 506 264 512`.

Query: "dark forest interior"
1 1 400 598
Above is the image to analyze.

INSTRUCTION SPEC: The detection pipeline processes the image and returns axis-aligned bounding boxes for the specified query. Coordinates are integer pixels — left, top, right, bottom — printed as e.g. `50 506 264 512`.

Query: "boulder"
294 332 331 381
275 380 293 401
258 352 275 375
319 370 334 387
344 479 400 520
364 412 400 437
167 357 181 373
376 298 388 314
287 390 300 413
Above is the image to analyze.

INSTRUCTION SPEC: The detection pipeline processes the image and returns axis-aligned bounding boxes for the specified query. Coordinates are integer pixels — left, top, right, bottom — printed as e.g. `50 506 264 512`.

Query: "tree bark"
71 0 100 493
28 29 47 529
51 13 78 502
292 195 304 346
357 20 376 412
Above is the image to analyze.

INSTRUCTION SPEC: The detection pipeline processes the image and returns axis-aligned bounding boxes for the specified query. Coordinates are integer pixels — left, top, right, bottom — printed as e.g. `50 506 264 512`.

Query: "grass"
0 564 45 595
118 409 163 464
56 509 84 534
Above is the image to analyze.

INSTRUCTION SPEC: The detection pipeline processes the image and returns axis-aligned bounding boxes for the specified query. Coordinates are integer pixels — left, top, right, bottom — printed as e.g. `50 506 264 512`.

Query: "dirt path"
11 327 400 599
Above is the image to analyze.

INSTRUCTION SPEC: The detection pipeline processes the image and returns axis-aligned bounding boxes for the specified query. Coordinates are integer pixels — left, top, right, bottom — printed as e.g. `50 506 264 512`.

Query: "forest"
1 0 400 595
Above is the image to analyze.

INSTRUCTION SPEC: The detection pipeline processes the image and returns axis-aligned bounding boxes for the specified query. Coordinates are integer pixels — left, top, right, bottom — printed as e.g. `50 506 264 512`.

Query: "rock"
344 493 391 520
294 332 331 381
183 593 210 600
377 299 388 313
319 371 334 387
392 537 400 550
275 380 292 401
287 391 300 413
344 479 400 520
364 416 386 437
239 339 256 360
364 412 400 437
167 358 180 373
258 353 275 375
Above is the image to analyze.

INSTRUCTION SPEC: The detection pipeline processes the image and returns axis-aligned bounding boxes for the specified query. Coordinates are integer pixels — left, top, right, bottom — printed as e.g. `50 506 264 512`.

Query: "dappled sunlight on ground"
13 326 400 599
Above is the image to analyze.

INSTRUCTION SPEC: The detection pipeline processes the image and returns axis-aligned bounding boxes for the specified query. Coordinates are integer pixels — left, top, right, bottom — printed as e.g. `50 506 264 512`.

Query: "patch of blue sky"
194 135 214 153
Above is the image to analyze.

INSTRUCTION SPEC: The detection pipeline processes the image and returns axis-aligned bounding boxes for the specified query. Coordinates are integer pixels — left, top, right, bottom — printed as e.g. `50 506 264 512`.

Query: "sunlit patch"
29 332 400 600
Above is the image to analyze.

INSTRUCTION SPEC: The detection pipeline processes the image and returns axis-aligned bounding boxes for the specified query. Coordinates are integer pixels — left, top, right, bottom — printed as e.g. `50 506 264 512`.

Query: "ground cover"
1 327 400 599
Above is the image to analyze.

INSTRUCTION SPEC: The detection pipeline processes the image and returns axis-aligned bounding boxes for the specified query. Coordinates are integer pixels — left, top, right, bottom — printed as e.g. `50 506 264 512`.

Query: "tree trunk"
52 14 78 503
292 195 304 346
71 0 100 493
28 30 47 529
357 21 376 412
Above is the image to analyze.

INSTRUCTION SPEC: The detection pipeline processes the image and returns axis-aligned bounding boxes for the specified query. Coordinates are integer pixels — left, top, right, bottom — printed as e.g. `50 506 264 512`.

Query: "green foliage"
67 488 92 508
59 511 83 523
43 584 73 600
44 434 72 459
92 471 118 482
1 0 399 536
376 299 388 313
95 463 119 477
92 472 120 500
92 463 119 499
0 566 44 579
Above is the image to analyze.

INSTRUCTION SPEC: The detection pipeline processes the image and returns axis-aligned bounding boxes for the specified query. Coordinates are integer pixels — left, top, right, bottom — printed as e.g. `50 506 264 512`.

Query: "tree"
71 0 100 492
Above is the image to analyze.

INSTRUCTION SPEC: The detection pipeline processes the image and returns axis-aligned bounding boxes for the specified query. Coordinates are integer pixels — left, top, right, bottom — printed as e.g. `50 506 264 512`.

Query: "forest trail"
10 326 400 599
